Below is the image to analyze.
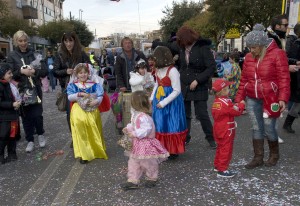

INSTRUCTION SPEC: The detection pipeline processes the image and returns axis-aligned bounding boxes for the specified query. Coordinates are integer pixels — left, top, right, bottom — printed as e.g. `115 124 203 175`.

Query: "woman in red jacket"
235 24 290 169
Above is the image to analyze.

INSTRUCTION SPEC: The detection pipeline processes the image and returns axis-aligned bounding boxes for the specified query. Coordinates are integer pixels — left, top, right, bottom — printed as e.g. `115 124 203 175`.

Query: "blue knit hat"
246 24 272 46
0 63 11 79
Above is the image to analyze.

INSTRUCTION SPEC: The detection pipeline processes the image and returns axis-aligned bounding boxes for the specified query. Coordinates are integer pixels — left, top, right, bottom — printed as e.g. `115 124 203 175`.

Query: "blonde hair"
131 91 151 114
13 30 29 47
259 46 267 61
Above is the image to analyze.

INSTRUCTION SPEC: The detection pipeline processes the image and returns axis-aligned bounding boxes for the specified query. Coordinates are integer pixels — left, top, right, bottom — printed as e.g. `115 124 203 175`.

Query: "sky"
62 0 198 37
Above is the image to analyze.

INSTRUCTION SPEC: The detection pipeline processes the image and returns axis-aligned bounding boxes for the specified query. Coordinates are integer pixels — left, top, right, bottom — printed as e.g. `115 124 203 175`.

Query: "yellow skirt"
70 103 108 161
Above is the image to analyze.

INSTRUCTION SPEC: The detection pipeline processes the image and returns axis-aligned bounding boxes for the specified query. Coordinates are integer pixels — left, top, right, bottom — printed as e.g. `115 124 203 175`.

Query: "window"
16 0 22 8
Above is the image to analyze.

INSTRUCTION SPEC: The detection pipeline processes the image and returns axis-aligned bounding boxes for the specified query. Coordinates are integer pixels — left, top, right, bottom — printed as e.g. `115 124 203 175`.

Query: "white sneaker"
26 142 34 152
278 136 284 144
38 135 46 148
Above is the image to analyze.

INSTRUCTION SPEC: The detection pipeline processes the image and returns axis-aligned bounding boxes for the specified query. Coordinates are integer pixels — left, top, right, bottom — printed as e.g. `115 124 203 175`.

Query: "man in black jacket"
115 37 147 91
266 14 289 50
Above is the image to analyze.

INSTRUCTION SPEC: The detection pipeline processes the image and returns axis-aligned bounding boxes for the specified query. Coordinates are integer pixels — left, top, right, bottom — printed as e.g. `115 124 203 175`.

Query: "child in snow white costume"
150 46 188 160
67 63 108 164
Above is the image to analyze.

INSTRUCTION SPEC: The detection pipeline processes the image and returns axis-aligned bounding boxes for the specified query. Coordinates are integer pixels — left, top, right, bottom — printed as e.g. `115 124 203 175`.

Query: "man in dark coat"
177 26 217 149
282 23 300 133
115 37 147 91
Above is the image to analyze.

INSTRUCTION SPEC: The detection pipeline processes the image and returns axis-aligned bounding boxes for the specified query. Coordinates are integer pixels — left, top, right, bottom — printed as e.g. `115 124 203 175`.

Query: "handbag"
56 76 70 112
117 134 132 151
22 87 40 106
99 92 111 112
56 90 68 112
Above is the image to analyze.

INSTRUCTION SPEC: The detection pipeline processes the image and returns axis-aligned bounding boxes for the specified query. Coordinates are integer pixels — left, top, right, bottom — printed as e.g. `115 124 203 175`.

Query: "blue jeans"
48 70 56 91
247 98 278 141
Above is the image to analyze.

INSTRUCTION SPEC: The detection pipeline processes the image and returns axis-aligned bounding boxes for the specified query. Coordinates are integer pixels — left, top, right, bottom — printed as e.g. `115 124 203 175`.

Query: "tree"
38 20 73 45
159 0 203 41
0 0 9 18
38 19 94 47
205 0 282 34
0 16 37 37
185 11 224 47
70 20 94 47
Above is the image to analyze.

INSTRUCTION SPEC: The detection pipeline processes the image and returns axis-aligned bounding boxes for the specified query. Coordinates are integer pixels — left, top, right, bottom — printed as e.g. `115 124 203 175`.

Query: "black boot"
283 114 296 133
7 140 17 162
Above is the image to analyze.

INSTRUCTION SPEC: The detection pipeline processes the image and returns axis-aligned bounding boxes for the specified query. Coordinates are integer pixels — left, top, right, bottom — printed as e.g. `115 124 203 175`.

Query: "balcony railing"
22 5 38 19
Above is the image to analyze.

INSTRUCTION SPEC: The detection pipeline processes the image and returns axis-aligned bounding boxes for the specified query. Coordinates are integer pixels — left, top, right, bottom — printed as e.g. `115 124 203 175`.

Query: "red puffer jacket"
235 40 290 103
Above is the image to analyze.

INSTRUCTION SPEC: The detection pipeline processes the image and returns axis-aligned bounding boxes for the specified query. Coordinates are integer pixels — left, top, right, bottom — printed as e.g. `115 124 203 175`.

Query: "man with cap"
235 24 290 169
212 78 245 177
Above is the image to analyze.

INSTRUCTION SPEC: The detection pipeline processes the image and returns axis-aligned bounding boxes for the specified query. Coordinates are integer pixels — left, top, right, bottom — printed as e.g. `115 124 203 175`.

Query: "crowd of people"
0 13 299 190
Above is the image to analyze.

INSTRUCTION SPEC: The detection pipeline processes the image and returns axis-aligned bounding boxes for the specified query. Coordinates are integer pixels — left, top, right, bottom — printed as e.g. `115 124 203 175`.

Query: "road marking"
17 110 112 206
51 110 112 206
17 140 72 206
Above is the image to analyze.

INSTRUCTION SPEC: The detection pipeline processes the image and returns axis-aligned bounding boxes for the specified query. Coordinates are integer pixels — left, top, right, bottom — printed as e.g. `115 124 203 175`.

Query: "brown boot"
245 139 264 169
265 140 279 167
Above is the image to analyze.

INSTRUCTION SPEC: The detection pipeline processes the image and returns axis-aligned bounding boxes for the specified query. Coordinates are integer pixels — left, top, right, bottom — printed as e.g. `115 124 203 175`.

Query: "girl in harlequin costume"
67 63 108 164
211 79 245 178
121 91 169 190
150 46 188 160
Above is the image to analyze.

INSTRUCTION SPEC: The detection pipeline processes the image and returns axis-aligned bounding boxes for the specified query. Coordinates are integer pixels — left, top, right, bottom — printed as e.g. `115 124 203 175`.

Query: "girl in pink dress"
121 91 169 191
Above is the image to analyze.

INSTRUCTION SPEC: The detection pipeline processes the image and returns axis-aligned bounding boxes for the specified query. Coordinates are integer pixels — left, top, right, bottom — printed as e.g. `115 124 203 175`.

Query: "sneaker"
145 180 157 188
38 135 46 148
278 136 284 144
217 170 235 178
208 140 217 149
121 182 139 191
25 142 34 153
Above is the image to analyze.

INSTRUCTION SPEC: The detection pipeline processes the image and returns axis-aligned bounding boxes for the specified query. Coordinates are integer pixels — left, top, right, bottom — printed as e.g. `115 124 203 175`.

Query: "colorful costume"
223 62 241 100
67 80 108 161
126 111 169 184
151 66 187 154
212 97 244 172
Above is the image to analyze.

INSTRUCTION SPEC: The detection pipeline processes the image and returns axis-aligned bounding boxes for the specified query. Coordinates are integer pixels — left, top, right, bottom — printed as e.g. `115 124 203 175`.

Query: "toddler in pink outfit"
121 91 169 191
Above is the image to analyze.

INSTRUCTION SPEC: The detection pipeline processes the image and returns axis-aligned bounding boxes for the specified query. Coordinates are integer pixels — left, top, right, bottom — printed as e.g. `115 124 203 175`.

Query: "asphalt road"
0 88 300 206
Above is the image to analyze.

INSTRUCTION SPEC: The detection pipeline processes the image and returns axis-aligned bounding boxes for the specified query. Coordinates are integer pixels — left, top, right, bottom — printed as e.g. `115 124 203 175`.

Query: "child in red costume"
211 79 245 178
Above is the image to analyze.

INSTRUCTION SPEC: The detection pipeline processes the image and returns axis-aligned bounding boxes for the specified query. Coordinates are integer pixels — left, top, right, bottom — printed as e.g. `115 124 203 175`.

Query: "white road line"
17 110 112 206
17 140 72 206
51 110 112 206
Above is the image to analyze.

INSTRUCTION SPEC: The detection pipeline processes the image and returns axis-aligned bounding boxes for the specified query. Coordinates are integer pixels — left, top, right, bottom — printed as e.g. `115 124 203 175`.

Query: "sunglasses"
136 62 146 68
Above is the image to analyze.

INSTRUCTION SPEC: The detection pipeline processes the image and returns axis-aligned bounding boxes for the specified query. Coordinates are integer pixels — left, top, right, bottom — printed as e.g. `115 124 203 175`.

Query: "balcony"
22 5 38 19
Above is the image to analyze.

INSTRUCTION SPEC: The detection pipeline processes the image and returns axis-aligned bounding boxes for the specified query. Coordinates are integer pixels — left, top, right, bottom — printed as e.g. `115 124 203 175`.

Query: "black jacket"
286 36 300 102
179 38 216 101
6 48 48 101
0 81 19 121
53 51 90 88
114 49 147 90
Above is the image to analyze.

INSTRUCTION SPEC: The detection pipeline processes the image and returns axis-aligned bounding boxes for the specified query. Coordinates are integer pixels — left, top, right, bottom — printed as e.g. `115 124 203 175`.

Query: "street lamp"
79 9 83 21
137 0 141 34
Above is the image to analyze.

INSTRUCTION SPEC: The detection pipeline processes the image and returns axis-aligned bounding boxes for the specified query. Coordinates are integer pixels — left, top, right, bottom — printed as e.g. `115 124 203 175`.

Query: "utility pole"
69 11 72 20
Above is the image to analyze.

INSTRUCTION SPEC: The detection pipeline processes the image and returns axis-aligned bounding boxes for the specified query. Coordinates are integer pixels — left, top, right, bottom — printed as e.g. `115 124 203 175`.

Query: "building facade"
0 0 64 56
